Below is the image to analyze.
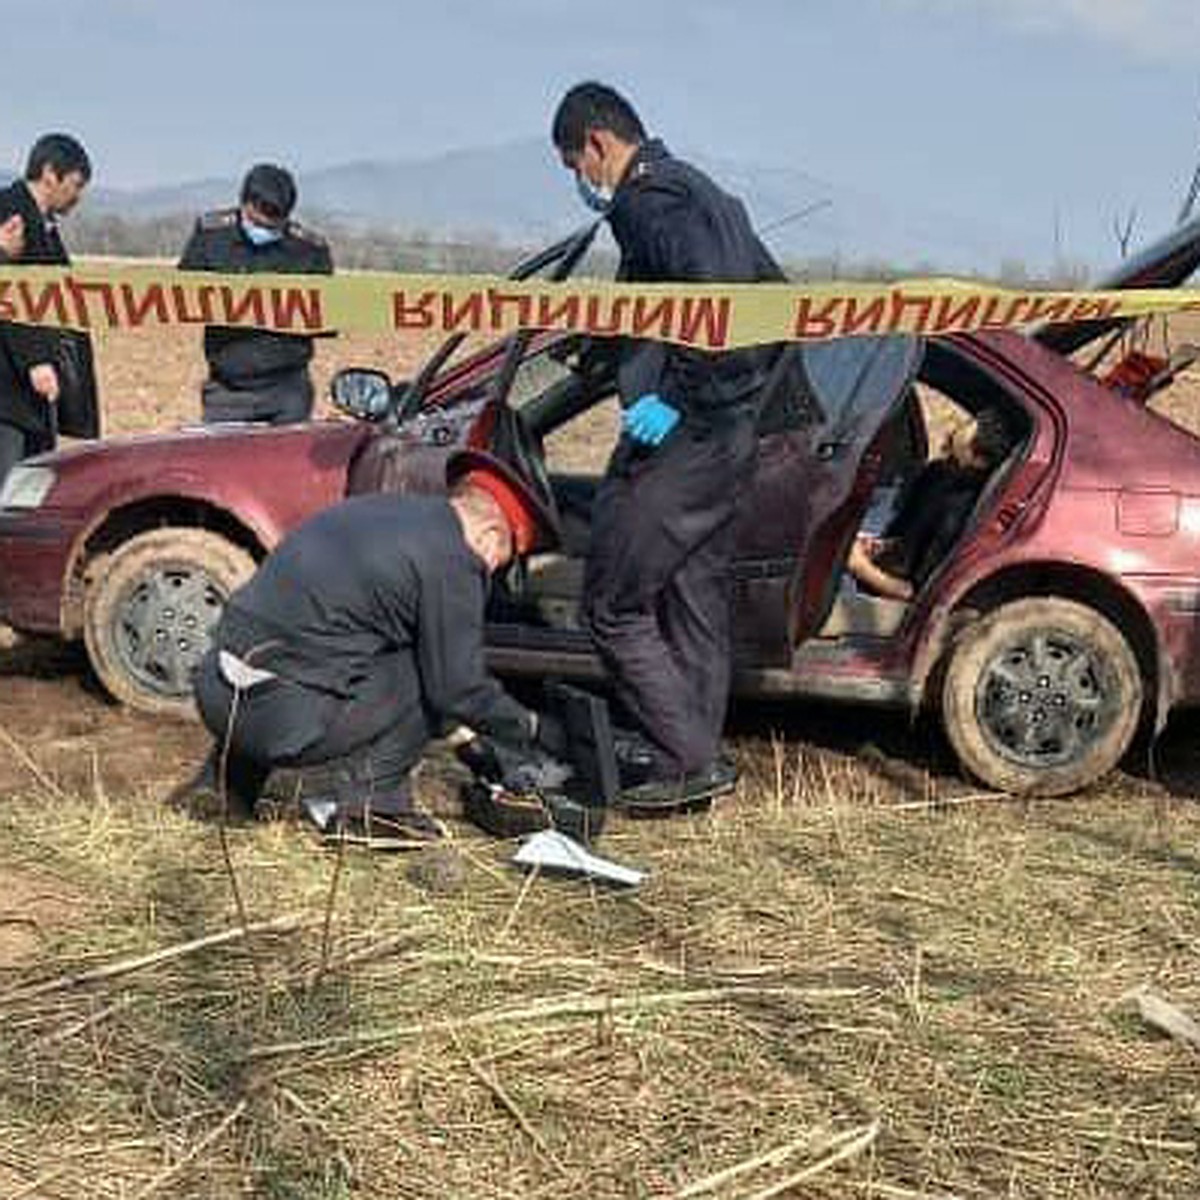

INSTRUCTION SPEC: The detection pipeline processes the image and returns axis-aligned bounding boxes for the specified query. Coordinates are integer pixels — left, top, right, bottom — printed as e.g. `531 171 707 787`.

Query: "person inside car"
847 406 1014 601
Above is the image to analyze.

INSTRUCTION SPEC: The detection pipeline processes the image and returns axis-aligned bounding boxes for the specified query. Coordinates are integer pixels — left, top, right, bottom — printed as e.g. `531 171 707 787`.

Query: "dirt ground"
4 313 1200 1197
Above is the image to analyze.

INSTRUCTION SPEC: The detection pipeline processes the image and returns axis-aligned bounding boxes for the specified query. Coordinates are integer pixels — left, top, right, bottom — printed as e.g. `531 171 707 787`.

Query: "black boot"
165 748 264 823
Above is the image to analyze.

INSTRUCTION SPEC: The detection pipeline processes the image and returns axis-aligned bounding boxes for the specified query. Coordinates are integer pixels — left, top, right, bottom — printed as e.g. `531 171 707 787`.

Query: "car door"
730 337 924 665
775 335 924 649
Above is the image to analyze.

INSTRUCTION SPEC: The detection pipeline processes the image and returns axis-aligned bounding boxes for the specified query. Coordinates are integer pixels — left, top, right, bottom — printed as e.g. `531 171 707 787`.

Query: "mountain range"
4 140 1044 274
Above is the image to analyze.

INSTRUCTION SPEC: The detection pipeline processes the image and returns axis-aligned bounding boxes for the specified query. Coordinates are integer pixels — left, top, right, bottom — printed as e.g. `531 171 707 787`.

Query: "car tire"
941 597 1142 796
83 528 255 719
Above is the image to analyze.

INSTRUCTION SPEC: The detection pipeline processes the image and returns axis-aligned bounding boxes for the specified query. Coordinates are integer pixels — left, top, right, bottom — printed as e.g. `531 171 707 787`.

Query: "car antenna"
1179 157 1200 226
758 198 832 240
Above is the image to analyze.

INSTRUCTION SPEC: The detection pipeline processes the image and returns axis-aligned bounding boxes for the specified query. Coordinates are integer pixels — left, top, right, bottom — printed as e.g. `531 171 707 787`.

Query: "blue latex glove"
622 393 680 446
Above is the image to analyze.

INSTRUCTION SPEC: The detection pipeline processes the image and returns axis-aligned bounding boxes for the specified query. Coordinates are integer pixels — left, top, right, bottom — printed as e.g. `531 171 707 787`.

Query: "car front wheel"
83 528 255 718
941 597 1143 796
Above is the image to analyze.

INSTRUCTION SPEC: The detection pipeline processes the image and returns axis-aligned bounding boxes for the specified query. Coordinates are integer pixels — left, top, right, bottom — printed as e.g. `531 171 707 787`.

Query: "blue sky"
4 0 1200 270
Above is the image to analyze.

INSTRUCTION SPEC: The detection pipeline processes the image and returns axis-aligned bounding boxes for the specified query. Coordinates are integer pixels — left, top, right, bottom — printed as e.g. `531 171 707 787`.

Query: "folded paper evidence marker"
512 829 646 888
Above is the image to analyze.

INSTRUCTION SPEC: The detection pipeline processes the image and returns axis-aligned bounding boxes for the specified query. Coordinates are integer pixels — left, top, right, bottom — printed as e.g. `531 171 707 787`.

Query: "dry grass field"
3 313 1200 1197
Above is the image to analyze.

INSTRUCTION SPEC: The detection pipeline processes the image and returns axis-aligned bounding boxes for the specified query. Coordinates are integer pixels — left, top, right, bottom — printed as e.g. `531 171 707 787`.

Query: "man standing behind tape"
551 82 785 810
179 164 333 425
0 134 98 489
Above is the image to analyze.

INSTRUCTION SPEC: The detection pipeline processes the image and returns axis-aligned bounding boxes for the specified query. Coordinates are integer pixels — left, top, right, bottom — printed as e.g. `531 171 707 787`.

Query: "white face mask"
241 216 283 246
575 173 614 214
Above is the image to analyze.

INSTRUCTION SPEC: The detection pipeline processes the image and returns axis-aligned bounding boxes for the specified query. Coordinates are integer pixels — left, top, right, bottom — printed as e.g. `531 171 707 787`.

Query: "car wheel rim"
975 628 1119 770
111 563 227 698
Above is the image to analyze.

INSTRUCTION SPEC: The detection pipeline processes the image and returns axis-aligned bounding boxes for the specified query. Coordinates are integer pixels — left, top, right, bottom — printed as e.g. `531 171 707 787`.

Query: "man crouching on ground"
175 449 566 845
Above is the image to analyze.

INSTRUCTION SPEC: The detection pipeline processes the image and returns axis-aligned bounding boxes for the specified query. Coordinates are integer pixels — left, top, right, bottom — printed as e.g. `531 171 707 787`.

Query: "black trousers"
0 421 54 490
193 648 433 815
201 370 314 426
584 409 757 775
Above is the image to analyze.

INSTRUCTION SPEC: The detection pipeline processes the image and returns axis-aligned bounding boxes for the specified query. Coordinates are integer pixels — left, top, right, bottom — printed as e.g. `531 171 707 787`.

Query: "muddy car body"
4 221 1200 796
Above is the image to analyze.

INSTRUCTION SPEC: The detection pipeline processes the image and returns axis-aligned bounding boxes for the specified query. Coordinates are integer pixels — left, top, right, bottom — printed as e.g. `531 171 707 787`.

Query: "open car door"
346 221 601 499
777 335 924 647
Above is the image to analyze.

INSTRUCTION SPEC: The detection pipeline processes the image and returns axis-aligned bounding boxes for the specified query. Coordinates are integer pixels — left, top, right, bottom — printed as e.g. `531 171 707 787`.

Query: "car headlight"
0 465 57 510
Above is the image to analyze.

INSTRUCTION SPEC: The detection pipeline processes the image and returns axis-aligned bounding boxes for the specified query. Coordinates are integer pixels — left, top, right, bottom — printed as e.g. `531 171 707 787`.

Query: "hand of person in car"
623 393 680 446
29 363 60 404
847 535 914 601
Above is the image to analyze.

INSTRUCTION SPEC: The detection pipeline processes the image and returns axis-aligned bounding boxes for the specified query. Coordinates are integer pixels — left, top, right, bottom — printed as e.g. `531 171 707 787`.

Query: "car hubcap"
113 564 226 697
975 629 1118 770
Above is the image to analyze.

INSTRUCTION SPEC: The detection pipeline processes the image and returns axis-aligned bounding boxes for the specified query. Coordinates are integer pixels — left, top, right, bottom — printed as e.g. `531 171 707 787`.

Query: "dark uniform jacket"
0 179 99 438
215 494 536 744
178 208 333 390
607 139 786 419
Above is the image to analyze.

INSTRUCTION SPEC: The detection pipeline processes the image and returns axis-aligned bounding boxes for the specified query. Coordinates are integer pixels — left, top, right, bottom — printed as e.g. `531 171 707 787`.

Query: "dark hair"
551 82 646 155
972 407 1014 467
25 133 92 184
240 162 297 220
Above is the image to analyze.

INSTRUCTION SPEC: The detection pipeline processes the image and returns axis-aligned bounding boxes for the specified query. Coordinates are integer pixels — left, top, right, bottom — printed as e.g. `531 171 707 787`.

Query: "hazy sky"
4 0 1200 268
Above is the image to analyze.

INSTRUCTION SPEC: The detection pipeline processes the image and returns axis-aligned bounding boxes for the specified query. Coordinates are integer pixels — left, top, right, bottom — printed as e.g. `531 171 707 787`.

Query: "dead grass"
1 728 1199 1198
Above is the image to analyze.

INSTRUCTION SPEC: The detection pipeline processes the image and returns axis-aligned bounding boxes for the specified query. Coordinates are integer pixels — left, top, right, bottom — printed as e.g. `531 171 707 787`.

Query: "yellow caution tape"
0 263 1198 347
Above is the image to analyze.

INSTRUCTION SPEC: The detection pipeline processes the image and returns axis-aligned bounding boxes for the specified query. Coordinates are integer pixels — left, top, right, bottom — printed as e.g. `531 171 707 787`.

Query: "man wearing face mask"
0 133 98 490
179 163 333 425
551 82 786 811
177 448 568 845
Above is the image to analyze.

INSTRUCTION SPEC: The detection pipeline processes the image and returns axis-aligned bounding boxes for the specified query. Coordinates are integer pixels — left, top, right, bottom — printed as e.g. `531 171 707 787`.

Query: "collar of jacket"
614 138 672 197
12 178 58 236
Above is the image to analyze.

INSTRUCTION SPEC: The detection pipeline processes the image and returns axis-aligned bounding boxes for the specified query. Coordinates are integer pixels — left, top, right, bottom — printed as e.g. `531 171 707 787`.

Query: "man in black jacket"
551 82 785 809
0 134 97 488
179 163 333 425
181 449 566 845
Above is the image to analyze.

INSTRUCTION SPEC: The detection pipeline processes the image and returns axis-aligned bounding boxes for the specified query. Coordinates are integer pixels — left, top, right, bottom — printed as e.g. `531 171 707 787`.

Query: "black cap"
240 163 297 220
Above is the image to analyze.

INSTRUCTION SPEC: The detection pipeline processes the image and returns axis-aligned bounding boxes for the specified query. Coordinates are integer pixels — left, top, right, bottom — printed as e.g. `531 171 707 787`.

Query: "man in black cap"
0 133 99 488
551 82 785 810
179 163 333 425
178 448 566 846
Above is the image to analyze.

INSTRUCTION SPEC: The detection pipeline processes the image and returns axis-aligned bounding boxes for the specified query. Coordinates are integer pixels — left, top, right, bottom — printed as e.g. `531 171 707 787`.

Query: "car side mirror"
330 368 394 422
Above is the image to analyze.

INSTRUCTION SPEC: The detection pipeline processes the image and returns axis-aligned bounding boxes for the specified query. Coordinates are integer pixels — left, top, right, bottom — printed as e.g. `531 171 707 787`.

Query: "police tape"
1 262 1199 348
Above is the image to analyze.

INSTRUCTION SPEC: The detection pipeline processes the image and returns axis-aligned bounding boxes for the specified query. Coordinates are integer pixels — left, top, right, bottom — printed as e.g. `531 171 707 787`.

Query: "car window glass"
507 344 580 410
801 335 921 439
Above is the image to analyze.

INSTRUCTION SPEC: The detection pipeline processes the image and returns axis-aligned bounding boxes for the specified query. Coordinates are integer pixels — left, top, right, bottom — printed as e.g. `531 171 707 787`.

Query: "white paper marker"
512 829 647 888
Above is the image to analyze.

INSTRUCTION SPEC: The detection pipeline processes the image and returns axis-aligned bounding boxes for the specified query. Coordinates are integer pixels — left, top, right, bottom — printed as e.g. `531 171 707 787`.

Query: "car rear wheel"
941 597 1142 796
83 529 255 719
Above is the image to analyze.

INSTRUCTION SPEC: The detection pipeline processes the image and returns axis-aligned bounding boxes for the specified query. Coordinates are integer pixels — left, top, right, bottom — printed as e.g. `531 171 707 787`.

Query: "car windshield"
398 222 603 416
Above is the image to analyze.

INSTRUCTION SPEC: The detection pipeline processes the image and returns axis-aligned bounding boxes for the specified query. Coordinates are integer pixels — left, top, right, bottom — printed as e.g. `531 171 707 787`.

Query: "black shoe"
616 757 739 815
165 754 257 823
461 780 606 844
612 730 663 790
317 796 444 851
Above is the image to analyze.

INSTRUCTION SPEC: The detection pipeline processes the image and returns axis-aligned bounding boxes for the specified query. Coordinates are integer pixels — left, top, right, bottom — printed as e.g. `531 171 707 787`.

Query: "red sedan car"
3 221 1200 797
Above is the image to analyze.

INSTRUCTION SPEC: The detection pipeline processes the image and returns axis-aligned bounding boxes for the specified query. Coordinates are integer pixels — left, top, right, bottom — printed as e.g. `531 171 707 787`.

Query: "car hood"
40 419 360 467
